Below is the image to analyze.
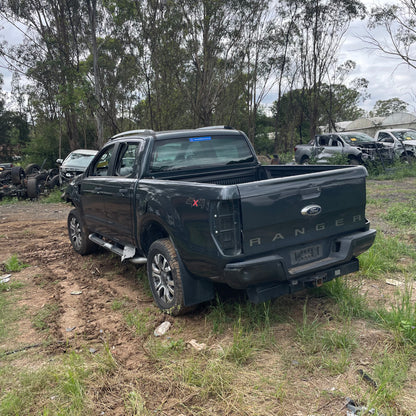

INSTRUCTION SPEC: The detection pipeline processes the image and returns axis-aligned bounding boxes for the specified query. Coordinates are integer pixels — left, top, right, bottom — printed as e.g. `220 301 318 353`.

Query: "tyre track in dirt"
0 202 155 361
0 202 171 413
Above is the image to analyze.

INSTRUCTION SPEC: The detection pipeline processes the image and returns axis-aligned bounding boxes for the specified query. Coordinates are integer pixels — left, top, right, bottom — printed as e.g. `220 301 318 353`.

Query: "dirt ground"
0 201 169 414
0 179 415 415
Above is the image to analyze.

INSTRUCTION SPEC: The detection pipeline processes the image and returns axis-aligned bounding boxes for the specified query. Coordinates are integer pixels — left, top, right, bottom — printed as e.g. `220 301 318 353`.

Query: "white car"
374 129 416 161
57 149 98 185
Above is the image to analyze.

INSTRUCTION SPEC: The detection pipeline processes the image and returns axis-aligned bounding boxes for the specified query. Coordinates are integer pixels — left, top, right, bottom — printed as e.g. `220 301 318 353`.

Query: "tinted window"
150 135 254 172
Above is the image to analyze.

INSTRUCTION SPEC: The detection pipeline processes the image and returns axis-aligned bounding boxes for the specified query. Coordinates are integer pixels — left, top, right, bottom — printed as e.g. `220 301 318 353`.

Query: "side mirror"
56 159 63 165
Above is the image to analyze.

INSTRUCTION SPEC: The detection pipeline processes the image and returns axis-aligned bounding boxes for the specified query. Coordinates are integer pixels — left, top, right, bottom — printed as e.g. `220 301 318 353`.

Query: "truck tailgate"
236 166 369 274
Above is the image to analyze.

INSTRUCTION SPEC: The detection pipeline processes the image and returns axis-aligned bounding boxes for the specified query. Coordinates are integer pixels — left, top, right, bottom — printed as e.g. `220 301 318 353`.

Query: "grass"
367 159 416 179
381 199 416 227
2 177 416 415
40 188 64 203
0 282 25 343
32 303 60 331
3 254 29 272
358 232 416 277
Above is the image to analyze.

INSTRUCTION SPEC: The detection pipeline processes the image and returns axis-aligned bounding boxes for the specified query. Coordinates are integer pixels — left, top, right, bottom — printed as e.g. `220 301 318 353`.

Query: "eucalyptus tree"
177 0 252 127
367 1 416 71
0 75 30 160
0 0 89 150
372 97 409 117
284 0 366 140
240 0 278 142
320 60 367 131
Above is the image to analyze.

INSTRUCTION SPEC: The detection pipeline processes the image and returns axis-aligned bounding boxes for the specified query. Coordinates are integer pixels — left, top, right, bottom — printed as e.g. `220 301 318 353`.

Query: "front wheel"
67 209 97 255
147 239 192 315
400 153 415 164
348 157 360 166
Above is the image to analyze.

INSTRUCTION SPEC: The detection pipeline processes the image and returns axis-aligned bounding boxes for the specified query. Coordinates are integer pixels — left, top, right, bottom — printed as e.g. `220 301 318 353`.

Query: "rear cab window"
149 134 254 172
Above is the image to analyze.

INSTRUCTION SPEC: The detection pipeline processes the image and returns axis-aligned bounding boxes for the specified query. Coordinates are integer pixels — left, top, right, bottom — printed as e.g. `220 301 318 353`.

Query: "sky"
339 3 416 114
1 1 415 115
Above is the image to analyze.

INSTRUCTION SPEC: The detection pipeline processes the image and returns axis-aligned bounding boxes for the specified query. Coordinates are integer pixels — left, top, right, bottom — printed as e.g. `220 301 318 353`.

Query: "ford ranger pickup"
65 127 376 315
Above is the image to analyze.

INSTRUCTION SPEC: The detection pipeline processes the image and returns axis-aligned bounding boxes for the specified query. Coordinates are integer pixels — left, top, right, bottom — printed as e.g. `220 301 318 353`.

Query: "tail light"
211 200 242 256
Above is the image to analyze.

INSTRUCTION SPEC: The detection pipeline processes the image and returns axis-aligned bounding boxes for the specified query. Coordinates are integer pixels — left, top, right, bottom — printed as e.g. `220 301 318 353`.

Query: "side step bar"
89 233 147 264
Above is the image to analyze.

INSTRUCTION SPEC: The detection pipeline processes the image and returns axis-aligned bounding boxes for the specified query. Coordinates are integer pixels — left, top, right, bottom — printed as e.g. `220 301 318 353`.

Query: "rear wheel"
11 166 25 185
348 157 360 166
27 176 40 199
300 156 310 165
147 238 194 315
47 174 60 189
67 209 97 255
25 163 41 175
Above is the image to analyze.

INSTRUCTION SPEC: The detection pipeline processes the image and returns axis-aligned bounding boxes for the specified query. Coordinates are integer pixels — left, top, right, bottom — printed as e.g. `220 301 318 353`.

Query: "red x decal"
192 199 199 207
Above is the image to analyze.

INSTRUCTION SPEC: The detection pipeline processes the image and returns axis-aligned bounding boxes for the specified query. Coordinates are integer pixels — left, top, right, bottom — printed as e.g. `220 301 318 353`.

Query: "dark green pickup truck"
65 127 376 314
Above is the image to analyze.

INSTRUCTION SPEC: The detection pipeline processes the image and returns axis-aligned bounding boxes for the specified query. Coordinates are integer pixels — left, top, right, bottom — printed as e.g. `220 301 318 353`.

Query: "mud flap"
176 253 215 307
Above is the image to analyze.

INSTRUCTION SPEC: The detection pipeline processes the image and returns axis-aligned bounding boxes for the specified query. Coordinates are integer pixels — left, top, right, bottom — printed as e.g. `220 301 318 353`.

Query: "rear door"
102 141 142 245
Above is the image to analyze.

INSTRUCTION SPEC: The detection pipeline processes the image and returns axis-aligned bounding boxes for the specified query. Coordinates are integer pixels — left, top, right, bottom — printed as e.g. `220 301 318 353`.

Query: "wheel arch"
140 219 170 256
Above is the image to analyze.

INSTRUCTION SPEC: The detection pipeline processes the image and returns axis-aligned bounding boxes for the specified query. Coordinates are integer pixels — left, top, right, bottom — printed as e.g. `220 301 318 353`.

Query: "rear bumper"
222 228 376 290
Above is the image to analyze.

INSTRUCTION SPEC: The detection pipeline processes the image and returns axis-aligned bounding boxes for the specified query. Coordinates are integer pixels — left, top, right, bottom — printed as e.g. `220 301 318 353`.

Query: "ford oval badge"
301 205 322 216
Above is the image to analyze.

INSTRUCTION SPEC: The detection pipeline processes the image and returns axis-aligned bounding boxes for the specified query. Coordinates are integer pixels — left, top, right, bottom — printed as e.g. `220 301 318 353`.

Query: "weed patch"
3 254 29 273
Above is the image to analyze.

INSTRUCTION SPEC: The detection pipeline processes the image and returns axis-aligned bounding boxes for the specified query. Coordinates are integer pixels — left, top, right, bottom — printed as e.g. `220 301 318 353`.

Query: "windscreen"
149 134 255 172
64 152 96 168
392 130 416 141
342 133 376 144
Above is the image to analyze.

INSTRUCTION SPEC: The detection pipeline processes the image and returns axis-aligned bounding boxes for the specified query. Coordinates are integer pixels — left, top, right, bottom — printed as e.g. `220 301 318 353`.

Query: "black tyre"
400 153 415 164
25 163 41 175
67 209 97 255
27 176 41 199
147 238 192 315
300 156 309 165
11 166 25 185
0 170 11 184
47 174 60 189
348 157 360 166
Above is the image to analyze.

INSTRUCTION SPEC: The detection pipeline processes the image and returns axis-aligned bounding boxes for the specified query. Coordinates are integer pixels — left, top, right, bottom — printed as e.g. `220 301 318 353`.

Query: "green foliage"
125 309 152 336
358 233 416 278
177 358 233 399
367 160 416 179
0 94 30 161
21 120 64 169
371 97 409 117
326 153 350 165
0 283 25 342
124 391 151 416
375 285 416 345
4 254 29 273
254 133 274 155
41 189 65 203
32 303 59 331
222 319 256 365
381 199 416 227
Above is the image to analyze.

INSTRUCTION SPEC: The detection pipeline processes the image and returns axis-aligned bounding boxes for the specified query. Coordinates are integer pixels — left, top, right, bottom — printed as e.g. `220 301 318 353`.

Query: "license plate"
290 244 322 265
